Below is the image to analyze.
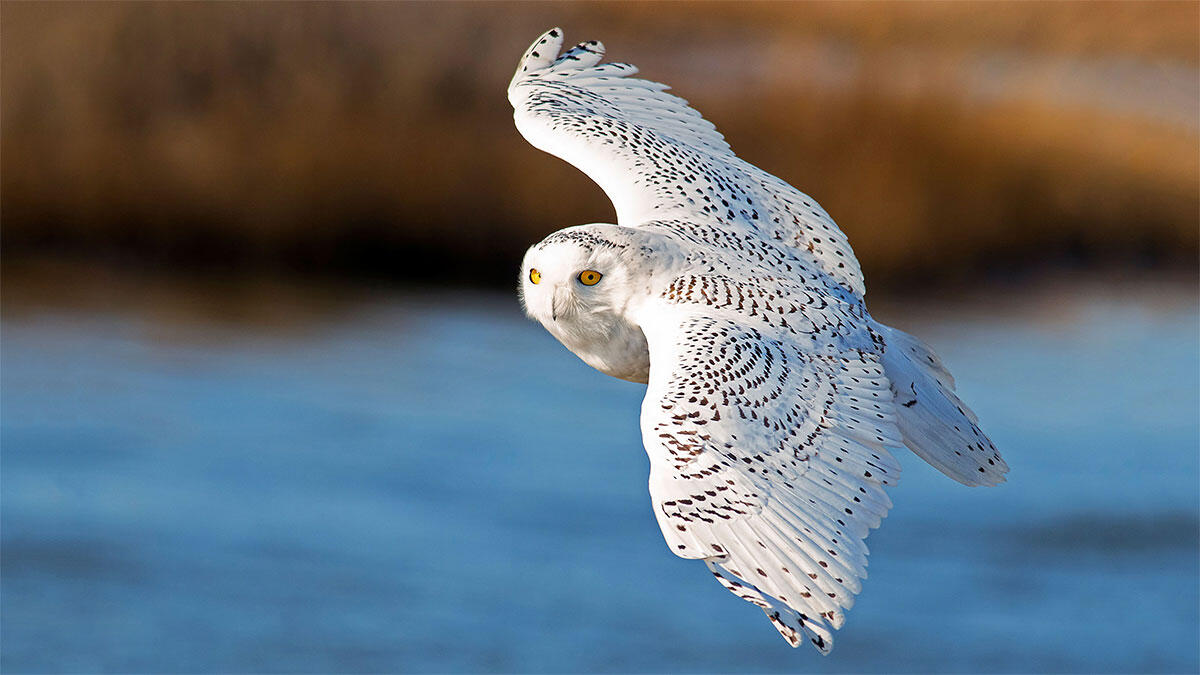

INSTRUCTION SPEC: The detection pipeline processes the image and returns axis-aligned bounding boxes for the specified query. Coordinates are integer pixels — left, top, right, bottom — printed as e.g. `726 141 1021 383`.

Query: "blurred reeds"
2 2 1197 289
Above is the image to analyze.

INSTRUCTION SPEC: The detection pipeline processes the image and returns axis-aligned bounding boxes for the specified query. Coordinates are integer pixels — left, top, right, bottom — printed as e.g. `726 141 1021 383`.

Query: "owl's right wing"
634 298 903 653
508 28 866 296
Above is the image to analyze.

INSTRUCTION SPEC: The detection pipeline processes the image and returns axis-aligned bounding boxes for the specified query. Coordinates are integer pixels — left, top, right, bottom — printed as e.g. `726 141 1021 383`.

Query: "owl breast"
551 309 651 384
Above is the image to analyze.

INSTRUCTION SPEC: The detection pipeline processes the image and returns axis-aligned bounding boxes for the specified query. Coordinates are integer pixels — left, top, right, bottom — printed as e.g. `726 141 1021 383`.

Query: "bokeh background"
3 2 1197 673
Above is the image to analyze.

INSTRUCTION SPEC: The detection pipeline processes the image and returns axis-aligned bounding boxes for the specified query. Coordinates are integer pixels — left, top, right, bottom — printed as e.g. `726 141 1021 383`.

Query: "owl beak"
551 284 571 322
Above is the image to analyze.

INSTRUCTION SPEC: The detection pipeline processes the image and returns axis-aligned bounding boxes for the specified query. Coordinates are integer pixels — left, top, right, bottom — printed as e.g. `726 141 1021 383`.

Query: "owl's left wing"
508 28 866 296
635 298 902 653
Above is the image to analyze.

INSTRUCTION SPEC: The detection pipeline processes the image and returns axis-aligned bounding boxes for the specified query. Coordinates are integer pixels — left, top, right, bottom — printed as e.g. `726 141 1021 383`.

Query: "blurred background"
2 2 1197 673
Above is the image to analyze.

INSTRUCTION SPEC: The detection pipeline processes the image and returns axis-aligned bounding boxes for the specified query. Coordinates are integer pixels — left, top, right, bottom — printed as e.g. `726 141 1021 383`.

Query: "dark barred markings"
705 560 832 652
641 219 860 305
656 267 873 355
662 274 824 336
651 319 829 501
645 312 900 645
535 228 627 252
634 216 875 356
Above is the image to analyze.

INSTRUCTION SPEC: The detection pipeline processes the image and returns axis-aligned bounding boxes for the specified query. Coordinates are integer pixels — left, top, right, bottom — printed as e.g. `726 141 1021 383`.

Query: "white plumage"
511 28 1008 654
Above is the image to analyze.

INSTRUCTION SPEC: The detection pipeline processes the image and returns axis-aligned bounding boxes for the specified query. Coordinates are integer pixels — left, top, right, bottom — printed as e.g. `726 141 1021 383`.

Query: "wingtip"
577 38 606 59
518 27 565 74
510 28 566 95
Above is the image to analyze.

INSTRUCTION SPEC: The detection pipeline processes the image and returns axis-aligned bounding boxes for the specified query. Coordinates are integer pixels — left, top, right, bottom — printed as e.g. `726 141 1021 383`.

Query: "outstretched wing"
508 28 866 296
635 294 903 653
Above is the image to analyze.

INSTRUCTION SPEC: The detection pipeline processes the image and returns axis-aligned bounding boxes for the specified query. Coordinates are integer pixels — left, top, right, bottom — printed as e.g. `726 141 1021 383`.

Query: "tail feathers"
705 560 835 654
877 324 1009 487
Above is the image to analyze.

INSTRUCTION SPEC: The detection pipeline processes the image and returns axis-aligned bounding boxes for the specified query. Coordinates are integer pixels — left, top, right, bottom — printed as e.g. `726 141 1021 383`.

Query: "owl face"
518 225 652 382
519 225 632 323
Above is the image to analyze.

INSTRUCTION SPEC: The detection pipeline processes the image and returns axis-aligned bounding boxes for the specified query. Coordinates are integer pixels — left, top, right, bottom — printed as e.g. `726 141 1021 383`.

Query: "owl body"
509 29 1008 653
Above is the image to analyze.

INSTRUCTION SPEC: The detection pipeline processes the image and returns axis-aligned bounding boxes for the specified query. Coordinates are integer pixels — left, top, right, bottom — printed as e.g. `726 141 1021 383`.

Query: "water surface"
3 274 1197 673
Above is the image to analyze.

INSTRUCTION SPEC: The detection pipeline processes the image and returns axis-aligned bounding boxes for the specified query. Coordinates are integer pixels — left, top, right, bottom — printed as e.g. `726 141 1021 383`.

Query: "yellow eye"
578 270 602 286
529 268 541 284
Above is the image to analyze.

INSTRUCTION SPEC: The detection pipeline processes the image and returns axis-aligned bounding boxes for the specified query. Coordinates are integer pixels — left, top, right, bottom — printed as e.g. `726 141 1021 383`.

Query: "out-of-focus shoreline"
2 2 1196 291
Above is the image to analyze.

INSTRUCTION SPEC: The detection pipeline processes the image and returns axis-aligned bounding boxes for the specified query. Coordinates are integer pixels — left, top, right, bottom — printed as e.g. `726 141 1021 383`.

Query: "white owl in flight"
511 28 1008 654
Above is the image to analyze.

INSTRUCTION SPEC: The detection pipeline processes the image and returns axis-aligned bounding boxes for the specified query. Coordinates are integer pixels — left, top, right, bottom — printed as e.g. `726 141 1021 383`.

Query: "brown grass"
2 2 1196 288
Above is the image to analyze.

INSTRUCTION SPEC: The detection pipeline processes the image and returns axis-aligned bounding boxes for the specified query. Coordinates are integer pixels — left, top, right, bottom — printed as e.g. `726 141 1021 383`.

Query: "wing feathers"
638 308 903 653
878 323 1009 486
705 560 835 653
550 40 606 70
513 27 564 77
509 28 865 293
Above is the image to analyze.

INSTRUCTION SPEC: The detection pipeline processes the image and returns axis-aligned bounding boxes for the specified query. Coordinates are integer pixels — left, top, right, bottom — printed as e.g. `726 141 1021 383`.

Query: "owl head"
518 224 652 382
519 224 633 324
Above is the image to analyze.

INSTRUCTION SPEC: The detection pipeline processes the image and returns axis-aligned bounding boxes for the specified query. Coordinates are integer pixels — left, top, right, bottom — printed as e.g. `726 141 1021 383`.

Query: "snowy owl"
511 28 1008 654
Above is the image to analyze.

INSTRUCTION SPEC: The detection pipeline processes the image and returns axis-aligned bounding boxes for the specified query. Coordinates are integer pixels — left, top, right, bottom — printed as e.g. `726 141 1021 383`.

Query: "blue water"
3 278 1197 673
